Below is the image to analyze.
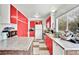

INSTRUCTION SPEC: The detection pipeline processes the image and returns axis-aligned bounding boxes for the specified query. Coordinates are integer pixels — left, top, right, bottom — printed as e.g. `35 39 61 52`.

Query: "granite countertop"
0 37 34 51
45 33 79 50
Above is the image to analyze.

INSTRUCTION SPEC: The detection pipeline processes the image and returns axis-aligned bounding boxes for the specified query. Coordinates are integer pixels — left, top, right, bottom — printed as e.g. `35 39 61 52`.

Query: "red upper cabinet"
17 11 28 37
30 31 35 37
46 16 51 28
18 11 28 23
10 5 17 17
30 21 35 28
10 5 17 24
17 21 28 37
10 17 17 24
36 21 42 24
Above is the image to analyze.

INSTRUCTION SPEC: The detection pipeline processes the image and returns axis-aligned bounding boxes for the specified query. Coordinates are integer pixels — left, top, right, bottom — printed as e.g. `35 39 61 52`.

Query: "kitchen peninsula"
0 37 34 55
45 33 79 55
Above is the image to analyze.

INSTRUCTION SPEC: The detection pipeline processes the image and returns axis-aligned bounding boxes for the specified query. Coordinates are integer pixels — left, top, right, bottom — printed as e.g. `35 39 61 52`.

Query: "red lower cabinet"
18 11 28 23
10 5 17 24
30 31 35 37
45 35 53 55
30 21 35 28
30 21 35 37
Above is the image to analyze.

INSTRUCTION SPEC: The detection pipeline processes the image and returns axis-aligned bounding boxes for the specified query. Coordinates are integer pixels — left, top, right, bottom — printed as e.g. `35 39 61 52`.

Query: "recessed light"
51 9 56 12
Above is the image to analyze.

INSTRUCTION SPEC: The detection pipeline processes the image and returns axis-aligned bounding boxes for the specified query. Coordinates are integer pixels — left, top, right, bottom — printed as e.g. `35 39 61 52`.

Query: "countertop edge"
45 33 79 50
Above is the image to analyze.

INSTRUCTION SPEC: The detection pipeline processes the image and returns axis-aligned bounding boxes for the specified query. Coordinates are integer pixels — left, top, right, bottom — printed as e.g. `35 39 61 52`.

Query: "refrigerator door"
35 30 42 39
35 25 42 39
35 25 42 30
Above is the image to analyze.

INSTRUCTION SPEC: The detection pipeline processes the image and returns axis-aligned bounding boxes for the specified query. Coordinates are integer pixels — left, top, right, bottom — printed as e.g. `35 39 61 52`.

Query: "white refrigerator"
35 24 42 39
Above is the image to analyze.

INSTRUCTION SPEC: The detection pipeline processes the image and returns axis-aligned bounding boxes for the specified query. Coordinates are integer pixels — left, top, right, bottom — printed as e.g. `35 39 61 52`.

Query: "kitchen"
0 4 79 55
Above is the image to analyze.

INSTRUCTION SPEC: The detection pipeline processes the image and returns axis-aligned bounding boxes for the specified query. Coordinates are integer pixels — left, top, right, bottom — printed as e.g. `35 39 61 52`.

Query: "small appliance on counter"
29 28 35 31
2 27 14 32
1 27 17 40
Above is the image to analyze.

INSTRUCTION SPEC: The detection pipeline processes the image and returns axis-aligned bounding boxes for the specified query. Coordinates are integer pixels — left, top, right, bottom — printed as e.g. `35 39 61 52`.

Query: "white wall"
42 18 46 30
0 5 1 21
0 4 10 23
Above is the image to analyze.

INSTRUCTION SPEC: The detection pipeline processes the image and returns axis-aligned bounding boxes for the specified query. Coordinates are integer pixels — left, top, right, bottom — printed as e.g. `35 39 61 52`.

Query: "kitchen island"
45 33 79 55
0 37 34 55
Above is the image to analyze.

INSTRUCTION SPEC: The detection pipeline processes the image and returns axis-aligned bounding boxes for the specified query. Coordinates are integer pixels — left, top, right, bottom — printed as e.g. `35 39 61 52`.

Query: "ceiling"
13 4 79 20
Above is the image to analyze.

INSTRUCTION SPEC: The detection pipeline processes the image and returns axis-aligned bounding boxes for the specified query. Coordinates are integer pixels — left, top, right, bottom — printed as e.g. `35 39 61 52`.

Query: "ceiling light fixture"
33 13 41 18
51 9 56 12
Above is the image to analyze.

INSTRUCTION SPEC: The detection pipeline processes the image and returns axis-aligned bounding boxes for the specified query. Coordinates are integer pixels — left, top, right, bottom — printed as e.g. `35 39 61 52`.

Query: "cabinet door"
53 41 64 55
17 20 28 37
10 5 17 24
30 21 35 37
48 36 52 55
53 41 57 55
53 42 61 55
46 16 51 28
10 17 17 24
17 11 28 37
30 31 35 37
10 5 17 17
45 35 52 55
58 43 64 55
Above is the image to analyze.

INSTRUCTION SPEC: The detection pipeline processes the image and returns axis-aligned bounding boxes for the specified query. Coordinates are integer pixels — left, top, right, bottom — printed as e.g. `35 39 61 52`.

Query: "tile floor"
33 39 50 55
